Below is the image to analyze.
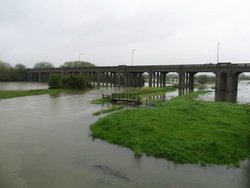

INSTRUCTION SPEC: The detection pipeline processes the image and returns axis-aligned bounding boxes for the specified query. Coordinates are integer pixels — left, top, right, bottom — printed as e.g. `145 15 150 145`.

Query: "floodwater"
151 81 250 104
197 81 250 104
0 82 249 188
0 82 48 90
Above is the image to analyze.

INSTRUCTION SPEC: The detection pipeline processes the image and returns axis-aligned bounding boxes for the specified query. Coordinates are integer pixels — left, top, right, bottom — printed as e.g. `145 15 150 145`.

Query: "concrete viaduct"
25 62 250 102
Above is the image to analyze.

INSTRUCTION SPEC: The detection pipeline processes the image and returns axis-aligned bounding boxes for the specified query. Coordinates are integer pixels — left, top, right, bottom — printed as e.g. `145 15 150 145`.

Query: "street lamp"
132 49 136 66
217 43 221 63
79 53 83 62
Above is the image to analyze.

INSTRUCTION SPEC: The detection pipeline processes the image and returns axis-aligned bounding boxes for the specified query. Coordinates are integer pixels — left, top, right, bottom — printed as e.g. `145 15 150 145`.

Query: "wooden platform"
111 93 141 104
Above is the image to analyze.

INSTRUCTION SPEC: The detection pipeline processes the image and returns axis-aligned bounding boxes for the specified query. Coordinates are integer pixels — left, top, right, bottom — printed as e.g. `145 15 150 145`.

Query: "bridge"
25 62 250 102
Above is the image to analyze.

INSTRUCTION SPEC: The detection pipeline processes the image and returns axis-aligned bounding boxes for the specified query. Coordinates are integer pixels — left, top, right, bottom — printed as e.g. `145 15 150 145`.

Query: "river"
0 82 249 188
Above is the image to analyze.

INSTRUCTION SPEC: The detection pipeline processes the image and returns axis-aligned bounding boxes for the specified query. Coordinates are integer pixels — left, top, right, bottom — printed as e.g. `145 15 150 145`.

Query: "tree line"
33 61 95 68
0 61 26 81
0 60 96 81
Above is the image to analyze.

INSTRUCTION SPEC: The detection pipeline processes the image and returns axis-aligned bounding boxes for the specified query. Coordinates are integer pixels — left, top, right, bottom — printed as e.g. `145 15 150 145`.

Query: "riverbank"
91 91 250 166
0 89 65 99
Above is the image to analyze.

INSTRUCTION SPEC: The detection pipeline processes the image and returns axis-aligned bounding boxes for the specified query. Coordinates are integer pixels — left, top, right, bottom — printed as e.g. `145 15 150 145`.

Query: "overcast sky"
1 0 250 68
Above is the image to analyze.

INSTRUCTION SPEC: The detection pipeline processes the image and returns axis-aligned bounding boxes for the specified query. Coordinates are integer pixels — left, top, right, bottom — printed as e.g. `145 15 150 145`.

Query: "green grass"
93 105 124 116
0 89 65 99
91 98 111 104
91 91 250 166
126 86 175 96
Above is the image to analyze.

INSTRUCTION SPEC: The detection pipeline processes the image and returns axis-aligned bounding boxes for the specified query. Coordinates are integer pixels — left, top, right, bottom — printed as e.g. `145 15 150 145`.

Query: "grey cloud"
1 0 250 67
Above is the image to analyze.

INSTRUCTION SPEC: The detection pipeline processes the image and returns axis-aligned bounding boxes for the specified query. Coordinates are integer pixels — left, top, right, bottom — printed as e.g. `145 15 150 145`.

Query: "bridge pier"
215 72 239 102
156 72 159 87
148 72 152 87
153 72 156 87
178 72 196 95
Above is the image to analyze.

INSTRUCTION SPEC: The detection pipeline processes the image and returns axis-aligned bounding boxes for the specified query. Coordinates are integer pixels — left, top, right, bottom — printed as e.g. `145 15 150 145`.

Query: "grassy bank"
91 91 250 166
0 89 65 99
125 86 175 96
92 105 124 116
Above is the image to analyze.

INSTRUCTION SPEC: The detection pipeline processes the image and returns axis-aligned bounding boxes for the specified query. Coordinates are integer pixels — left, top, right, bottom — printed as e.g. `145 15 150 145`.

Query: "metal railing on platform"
111 93 141 104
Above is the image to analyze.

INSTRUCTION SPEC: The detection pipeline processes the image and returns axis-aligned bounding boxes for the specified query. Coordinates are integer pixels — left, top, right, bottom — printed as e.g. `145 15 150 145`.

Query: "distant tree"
60 61 95 68
0 60 26 81
166 73 178 83
33 62 54 69
239 74 250 80
15 64 26 70
197 75 210 85
48 74 61 89
0 61 12 71
0 61 12 81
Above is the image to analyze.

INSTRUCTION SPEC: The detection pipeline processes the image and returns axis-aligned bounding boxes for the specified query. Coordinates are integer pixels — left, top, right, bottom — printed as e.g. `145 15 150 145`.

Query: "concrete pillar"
160 73 162 87
151 72 154 87
215 72 226 101
225 73 239 102
131 73 134 87
123 72 128 87
233 73 239 91
127 73 131 87
139 73 143 87
113 73 117 87
101 72 104 87
149 72 152 87
133 73 136 87
97 72 100 86
178 72 185 95
188 72 195 92
156 72 159 87
185 73 189 93
106 72 109 87
90 72 94 86
93 72 96 86
163 73 166 87
117 72 121 87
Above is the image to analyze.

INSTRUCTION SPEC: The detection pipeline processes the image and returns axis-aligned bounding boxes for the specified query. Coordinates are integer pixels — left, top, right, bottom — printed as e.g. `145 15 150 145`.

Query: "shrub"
62 74 91 90
48 74 61 89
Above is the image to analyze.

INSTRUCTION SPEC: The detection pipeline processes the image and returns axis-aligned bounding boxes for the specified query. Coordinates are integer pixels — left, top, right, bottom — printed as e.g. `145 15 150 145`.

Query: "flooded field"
0 82 249 188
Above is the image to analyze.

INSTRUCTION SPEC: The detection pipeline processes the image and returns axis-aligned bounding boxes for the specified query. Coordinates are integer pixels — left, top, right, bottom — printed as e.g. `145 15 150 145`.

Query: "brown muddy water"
0 82 249 188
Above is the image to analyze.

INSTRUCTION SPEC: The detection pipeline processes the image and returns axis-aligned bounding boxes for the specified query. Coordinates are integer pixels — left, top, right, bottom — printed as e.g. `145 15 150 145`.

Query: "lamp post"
217 43 221 63
132 49 136 66
79 53 83 62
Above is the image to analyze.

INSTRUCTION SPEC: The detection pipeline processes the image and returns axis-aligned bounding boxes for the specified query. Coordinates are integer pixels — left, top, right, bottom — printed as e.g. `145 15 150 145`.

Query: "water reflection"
0 82 48 90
